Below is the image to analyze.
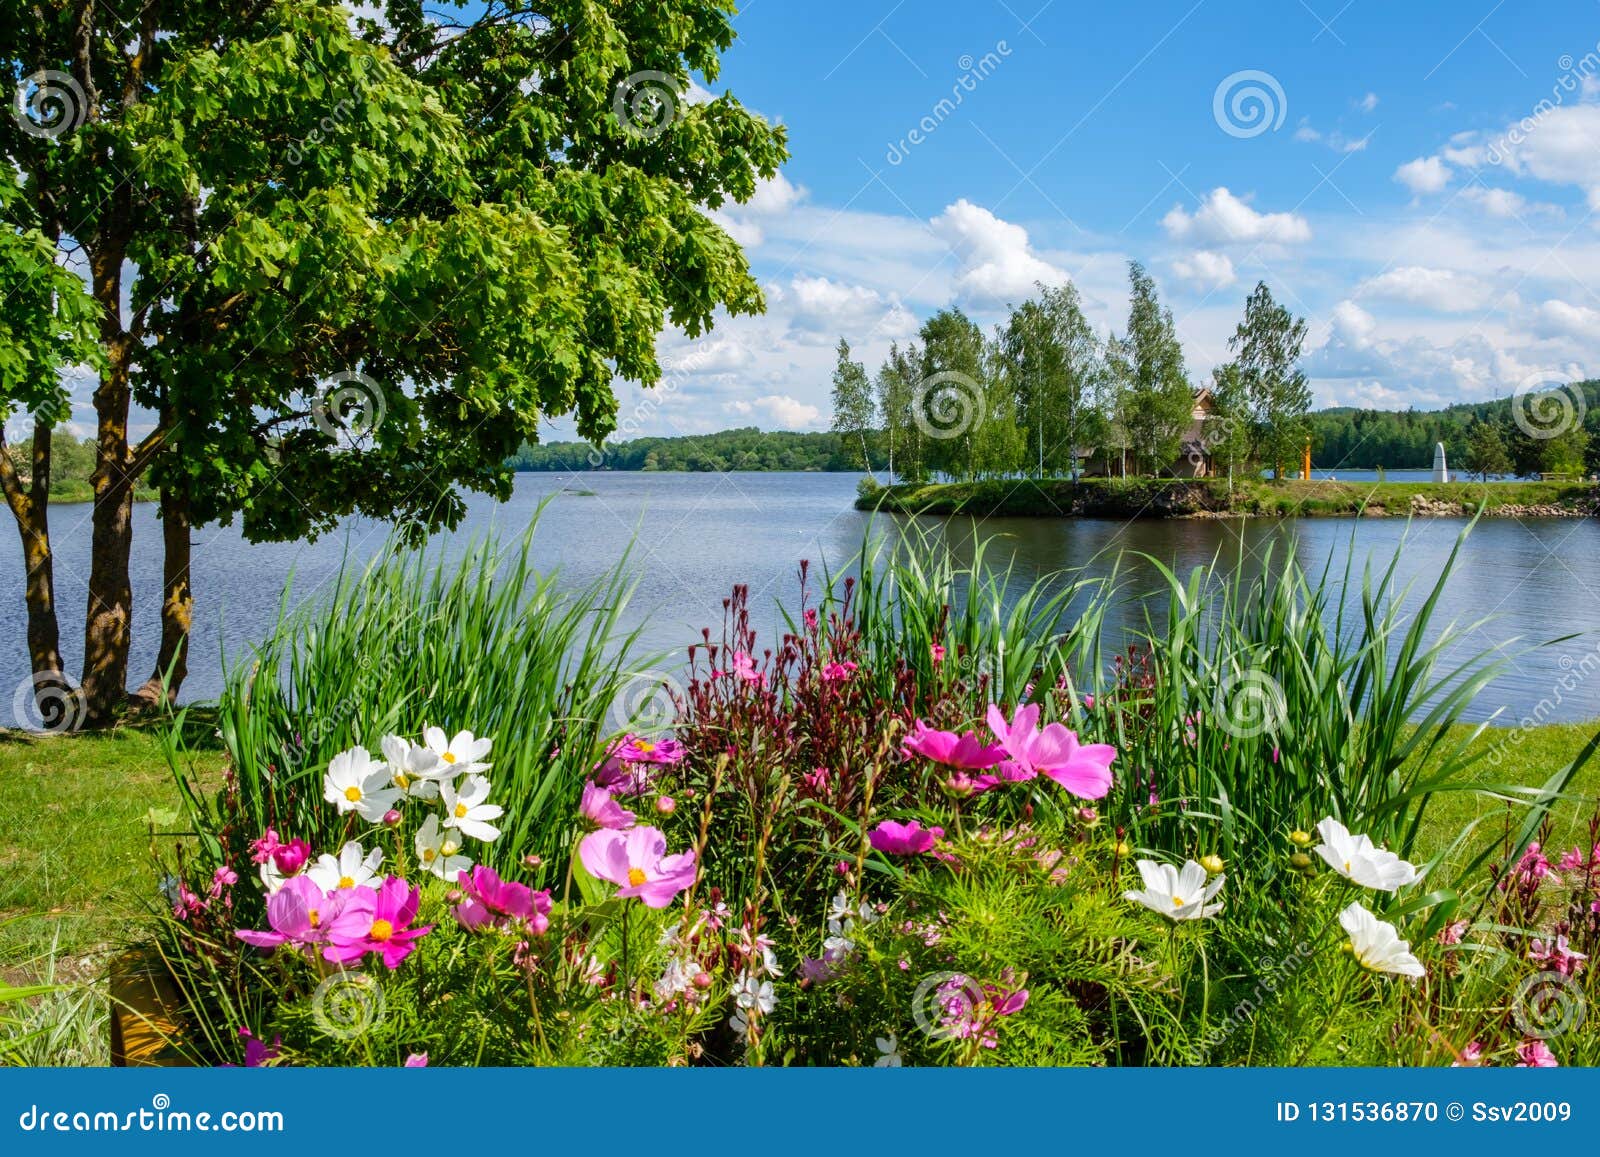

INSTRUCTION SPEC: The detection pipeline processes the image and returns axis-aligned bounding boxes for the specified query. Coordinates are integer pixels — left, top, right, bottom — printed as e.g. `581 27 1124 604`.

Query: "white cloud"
1533 299 1600 340
767 275 918 340
1171 250 1237 291
1355 266 1495 313
711 172 808 248
725 394 823 429
1491 104 1600 207
1394 156 1452 194
928 199 1068 306
1358 92 1379 113
1458 185 1560 219
1161 187 1311 245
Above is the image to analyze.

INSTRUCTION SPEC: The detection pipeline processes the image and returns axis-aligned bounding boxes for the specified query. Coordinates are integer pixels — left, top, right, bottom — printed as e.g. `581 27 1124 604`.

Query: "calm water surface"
2 472 1597 722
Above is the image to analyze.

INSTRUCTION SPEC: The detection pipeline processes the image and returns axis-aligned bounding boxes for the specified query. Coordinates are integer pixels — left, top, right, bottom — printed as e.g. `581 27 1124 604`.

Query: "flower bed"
146 532 1600 1066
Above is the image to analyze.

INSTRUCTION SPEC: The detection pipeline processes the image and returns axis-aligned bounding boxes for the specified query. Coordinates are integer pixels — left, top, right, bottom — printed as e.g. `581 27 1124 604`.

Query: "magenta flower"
1516 1039 1559 1067
730 651 764 684
455 865 552 934
986 704 1116 800
868 819 944 856
580 779 636 830
323 877 433 969
612 734 684 765
1451 1040 1485 1067
272 838 312 876
404 1053 428 1067
1528 935 1587 977
237 876 364 951
249 829 283 864
578 825 697 908
930 644 946 664
901 721 1005 770
230 1027 281 1068
593 755 656 796
821 660 858 683
1082 693 1094 710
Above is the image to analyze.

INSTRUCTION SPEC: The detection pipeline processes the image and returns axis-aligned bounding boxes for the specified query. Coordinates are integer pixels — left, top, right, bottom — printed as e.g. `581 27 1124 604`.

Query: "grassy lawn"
0 720 225 984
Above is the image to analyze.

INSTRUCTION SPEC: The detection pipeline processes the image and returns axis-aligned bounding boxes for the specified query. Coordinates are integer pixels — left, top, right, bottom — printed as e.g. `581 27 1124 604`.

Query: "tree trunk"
133 485 192 706
80 352 136 724
0 422 74 728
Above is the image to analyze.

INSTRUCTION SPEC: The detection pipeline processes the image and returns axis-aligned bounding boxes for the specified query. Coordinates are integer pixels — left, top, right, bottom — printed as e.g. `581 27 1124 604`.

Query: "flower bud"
1290 852 1313 872
692 971 713 991
523 854 542 868
382 809 403 827
1077 807 1099 826
1114 840 1132 859
1199 854 1225 874
1289 829 1313 847
656 796 677 815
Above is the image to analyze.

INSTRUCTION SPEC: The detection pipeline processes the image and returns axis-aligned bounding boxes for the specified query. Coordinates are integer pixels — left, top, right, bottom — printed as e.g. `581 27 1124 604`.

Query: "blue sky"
590 0 1600 440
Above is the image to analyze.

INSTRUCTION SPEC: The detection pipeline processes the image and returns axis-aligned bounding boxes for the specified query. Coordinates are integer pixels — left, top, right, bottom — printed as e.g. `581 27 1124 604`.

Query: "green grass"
0 720 226 980
859 476 1598 518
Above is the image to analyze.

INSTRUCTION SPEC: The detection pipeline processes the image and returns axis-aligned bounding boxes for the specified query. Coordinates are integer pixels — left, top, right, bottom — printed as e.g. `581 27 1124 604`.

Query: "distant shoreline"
857 477 1600 519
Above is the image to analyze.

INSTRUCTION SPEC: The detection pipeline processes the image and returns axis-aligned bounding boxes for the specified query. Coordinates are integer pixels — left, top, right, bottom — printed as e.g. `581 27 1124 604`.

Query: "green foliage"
1229 281 1312 476
510 426 880 472
829 339 877 474
169 512 651 877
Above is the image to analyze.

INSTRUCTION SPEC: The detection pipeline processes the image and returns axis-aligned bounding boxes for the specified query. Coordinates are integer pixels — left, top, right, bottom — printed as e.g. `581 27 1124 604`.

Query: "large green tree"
916 308 988 481
1117 262 1193 475
1 1 784 722
1230 281 1311 478
998 282 1103 479
828 338 875 475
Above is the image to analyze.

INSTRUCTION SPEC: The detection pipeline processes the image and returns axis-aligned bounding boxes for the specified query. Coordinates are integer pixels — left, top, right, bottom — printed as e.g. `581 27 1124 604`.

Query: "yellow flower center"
442 752 457 764
1344 860 1352 873
454 802 469 819
422 848 437 863
1171 895 1185 907
338 876 355 889
308 909 321 928
344 786 362 802
636 740 655 754
369 919 394 942
395 774 411 789
441 840 460 856
627 867 648 887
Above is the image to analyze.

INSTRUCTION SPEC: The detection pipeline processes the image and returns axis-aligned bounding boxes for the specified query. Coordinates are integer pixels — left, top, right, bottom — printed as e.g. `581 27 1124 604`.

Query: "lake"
3 471 1598 724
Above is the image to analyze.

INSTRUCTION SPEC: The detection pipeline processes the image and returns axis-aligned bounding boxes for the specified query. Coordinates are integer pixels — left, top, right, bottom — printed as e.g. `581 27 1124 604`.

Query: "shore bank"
857 477 1600 519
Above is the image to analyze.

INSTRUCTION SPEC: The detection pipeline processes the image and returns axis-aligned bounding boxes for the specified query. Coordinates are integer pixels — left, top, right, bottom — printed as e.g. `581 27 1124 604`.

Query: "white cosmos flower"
413 814 472 882
307 841 385 892
1340 902 1425 977
874 1033 904 1068
323 746 400 822
1123 859 1225 921
441 774 504 842
423 726 493 776
1314 817 1421 892
381 735 446 798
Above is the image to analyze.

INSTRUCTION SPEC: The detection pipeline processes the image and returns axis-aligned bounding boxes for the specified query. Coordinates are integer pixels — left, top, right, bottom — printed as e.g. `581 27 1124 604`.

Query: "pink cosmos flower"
1451 1040 1485 1067
1516 1039 1559 1067
902 721 1005 770
323 877 433 969
1437 920 1469 946
985 704 1116 799
930 644 946 664
237 876 364 951
868 820 944 856
593 755 656 796
612 734 685 765
455 865 552 934
271 839 311 876
404 1053 428 1067
579 825 697 908
580 779 636 830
